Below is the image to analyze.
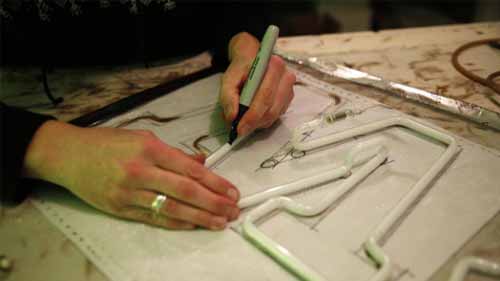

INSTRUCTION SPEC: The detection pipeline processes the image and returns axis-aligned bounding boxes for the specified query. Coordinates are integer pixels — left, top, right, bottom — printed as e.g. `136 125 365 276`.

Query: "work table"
1 22 499 281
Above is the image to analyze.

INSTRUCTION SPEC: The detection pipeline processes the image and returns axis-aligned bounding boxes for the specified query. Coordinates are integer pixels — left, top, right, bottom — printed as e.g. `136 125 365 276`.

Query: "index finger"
220 60 250 123
238 55 285 136
149 143 240 202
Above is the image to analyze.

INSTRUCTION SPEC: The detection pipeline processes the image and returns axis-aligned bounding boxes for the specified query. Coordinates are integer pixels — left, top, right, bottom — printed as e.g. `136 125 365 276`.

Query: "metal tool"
276 51 500 131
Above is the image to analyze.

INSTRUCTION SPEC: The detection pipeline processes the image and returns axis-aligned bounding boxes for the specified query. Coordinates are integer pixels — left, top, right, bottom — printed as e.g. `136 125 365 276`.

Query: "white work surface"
31 73 500 281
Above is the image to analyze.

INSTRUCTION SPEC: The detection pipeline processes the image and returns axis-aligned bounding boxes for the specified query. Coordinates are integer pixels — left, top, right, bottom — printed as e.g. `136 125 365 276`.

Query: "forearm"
23 120 81 189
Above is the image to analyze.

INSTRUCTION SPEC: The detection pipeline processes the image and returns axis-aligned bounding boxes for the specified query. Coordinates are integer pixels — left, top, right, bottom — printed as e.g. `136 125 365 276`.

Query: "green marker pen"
228 25 280 144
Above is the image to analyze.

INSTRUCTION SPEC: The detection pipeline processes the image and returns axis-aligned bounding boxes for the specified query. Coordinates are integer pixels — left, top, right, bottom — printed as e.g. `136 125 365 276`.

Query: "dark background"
1 0 498 68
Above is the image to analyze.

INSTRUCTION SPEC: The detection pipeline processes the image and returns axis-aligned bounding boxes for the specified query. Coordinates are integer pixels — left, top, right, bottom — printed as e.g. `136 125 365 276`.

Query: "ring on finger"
151 194 167 218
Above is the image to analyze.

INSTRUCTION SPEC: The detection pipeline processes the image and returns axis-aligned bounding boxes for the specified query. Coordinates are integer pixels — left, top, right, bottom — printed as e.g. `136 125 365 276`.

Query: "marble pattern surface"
276 22 500 151
1 52 212 121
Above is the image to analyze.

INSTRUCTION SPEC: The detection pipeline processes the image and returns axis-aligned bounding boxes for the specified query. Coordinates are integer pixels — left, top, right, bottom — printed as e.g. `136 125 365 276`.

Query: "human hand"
220 31 296 137
23 121 240 230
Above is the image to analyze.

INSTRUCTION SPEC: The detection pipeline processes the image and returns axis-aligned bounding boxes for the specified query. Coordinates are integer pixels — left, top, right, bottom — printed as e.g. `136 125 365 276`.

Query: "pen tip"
228 129 238 145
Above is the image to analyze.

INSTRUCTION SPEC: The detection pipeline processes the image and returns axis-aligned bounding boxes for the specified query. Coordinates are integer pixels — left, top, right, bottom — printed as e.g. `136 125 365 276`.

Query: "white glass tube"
243 149 388 281
238 139 385 208
449 256 500 281
205 136 246 169
242 117 460 281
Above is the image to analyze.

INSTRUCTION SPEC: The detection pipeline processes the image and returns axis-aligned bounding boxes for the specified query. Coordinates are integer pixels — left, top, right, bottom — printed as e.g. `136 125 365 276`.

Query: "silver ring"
151 194 167 216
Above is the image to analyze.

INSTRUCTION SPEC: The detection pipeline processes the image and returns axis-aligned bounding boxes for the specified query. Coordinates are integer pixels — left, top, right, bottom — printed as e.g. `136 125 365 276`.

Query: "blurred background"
1 0 499 67
0 0 498 113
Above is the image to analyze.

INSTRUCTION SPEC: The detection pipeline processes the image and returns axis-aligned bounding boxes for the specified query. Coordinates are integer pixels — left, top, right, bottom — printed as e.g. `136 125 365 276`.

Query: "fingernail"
227 207 240 221
227 188 239 201
211 217 227 230
193 154 206 164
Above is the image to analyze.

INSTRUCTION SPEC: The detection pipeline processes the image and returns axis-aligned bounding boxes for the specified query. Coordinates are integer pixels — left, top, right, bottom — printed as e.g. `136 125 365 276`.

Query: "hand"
220 32 296 137
23 121 240 230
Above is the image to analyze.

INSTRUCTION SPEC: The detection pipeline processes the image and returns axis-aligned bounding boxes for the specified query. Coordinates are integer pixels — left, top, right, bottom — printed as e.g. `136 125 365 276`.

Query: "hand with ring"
23 121 240 230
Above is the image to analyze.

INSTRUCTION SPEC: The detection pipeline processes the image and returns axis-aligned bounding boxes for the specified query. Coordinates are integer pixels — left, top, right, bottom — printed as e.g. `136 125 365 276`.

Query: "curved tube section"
242 117 460 281
243 148 388 281
238 139 386 209
449 256 500 281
